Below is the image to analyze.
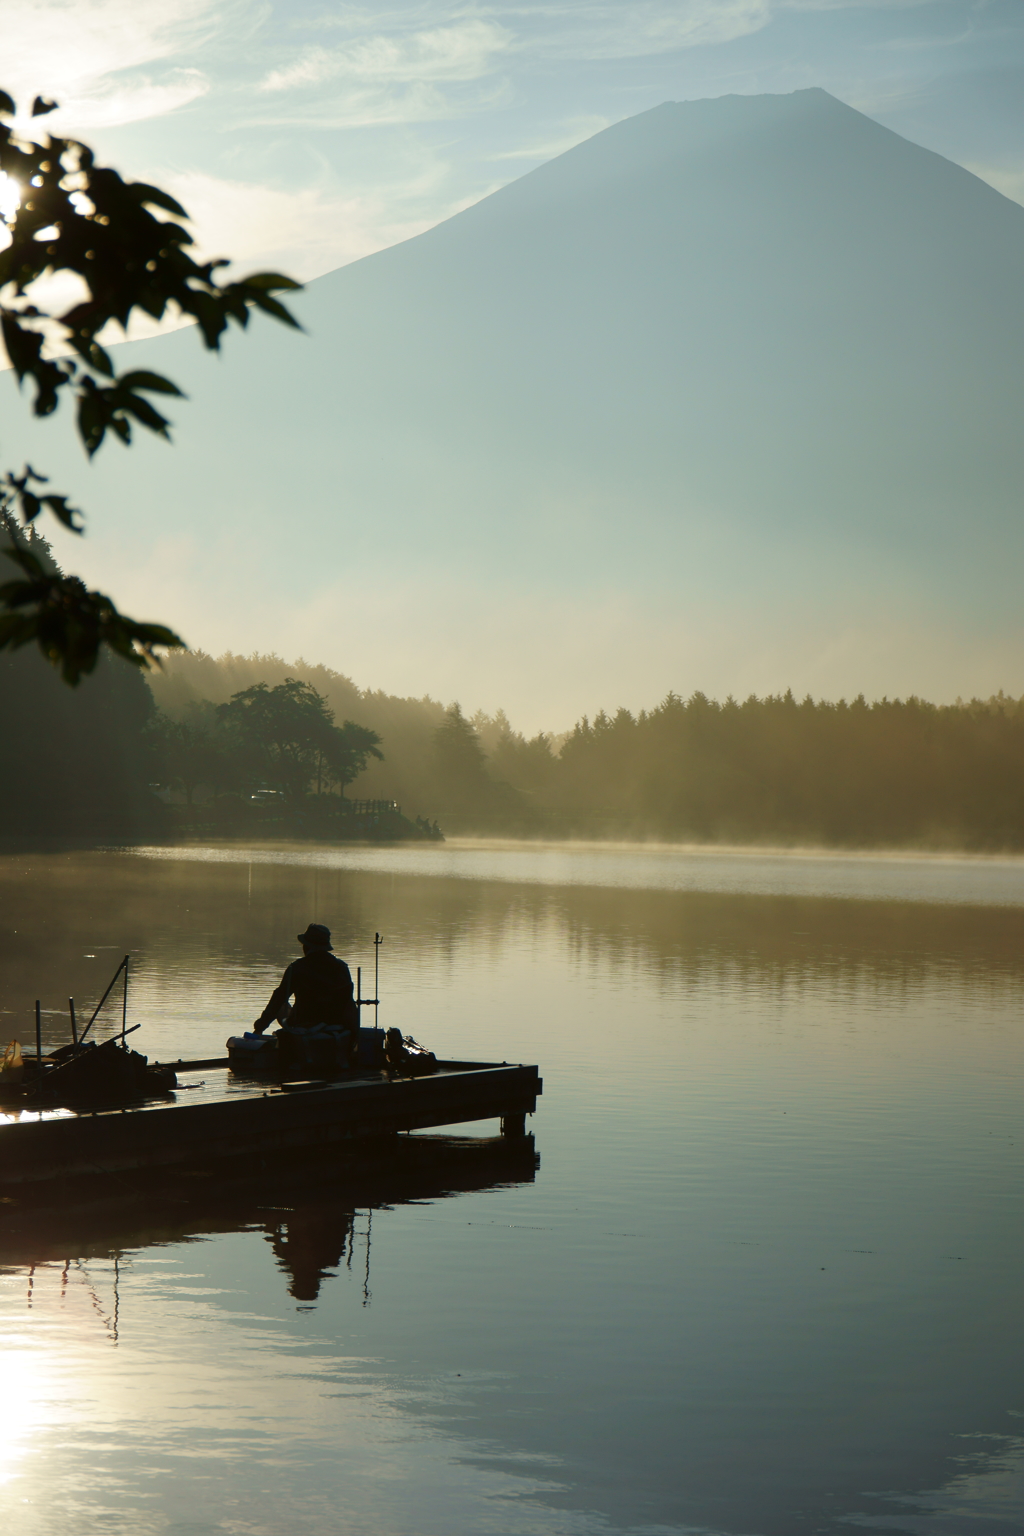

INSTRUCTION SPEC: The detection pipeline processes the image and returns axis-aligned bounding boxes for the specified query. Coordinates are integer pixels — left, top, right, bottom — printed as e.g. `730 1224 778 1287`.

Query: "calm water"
1 840 1024 1536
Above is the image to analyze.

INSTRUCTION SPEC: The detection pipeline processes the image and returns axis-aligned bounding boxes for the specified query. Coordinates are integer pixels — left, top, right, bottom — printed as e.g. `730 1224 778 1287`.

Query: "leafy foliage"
0 88 301 680
0 515 182 684
215 678 383 801
488 712 558 794
0 518 160 839
144 703 231 807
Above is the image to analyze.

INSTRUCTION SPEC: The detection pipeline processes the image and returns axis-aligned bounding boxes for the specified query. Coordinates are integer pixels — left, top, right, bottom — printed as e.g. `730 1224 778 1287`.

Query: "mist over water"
1 841 1023 1535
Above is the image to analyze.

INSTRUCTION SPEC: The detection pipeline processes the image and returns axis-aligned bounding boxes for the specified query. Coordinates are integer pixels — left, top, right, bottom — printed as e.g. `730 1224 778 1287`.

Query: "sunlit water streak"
0 842 1023 1535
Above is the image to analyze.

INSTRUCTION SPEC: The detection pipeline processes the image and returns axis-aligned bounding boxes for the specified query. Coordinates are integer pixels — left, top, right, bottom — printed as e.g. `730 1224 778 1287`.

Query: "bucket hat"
297 923 333 949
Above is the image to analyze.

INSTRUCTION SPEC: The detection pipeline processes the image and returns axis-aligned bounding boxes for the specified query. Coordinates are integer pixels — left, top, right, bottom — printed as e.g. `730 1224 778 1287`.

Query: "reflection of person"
254 925 359 1062
268 1207 355 1302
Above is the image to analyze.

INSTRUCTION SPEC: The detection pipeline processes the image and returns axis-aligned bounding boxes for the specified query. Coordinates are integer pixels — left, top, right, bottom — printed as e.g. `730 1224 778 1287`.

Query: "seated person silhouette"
254 924 359 1074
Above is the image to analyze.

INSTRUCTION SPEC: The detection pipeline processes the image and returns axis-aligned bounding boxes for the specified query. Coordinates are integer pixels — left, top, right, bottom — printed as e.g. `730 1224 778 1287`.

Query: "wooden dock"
0 1059 543 1190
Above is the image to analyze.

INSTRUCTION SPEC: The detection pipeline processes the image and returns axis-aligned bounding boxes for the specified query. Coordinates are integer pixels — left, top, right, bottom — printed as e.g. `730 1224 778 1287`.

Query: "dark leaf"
117 370 185 397
0 545 186 683
129 183 189 219
39 494 82 532
0 309 41 381
0 88 302 686
2 467 84 533
242 272 303 293
190 290 228 349
135 288 171 321
249 293 303 329
76 390 102 454
121 394 171 433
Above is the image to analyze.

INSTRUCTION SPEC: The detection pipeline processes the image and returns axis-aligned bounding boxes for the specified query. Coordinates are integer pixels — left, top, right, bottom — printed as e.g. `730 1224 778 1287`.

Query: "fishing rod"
356 933 383 1028
79 955 130 1045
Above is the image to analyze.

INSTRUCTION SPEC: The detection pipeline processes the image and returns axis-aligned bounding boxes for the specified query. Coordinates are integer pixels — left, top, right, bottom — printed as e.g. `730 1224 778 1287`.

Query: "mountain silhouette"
10 89 1024 715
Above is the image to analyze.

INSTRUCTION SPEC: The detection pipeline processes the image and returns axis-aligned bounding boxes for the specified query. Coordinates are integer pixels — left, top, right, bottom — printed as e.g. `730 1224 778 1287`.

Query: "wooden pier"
0 1059 543 1190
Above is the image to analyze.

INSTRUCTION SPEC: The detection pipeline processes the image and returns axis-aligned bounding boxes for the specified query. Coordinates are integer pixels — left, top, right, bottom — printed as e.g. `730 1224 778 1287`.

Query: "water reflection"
5 845 1024 1056
0 1134 538 1309
1 844 1023 1535
849 1434 1024 1534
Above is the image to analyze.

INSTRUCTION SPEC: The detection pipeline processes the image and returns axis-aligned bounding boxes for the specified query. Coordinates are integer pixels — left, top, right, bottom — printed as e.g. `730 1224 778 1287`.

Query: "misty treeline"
149 678 383 807
146 651 524 828
0 521 157 839
545 691 1024 845
7 551 1024 846
150 653 1024 847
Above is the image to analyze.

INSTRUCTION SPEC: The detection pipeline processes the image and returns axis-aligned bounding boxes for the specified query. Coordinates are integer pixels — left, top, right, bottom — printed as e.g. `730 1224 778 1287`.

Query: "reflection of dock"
0 1059 542 1190
0 1133 540 1306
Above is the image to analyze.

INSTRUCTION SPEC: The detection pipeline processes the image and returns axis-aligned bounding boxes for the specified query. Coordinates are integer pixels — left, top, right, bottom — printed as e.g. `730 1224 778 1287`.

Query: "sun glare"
0 1344 53 1487
0 171 20 223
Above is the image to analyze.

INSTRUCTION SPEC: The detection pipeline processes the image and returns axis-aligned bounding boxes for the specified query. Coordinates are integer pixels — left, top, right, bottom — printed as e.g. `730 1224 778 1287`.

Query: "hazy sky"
5 2 1024 730
5 1 1024 282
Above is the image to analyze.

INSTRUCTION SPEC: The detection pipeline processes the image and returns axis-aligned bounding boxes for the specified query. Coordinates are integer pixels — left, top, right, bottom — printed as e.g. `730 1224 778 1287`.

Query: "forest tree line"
1 521 157 840
7 557 1024 846
535 690 1024 846
147 651 1024 847
150 678 383 807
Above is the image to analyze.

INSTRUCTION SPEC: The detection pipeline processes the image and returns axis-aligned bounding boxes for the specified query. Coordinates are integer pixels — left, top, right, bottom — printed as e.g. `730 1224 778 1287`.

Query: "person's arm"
253 962 295 1034
338 959 359 1032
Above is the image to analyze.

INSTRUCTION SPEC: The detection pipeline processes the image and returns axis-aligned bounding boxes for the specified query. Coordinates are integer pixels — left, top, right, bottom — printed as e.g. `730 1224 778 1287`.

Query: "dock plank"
0 1061 543 1188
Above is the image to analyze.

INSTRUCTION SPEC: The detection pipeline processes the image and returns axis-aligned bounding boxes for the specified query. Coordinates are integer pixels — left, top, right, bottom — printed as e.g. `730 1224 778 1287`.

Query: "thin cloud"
515 0 774 60
260 19 511 92
244 78 513 131
44 72 210 131
154 167 445 278
246 3 774 131
264 3 774 85
2 0 226 128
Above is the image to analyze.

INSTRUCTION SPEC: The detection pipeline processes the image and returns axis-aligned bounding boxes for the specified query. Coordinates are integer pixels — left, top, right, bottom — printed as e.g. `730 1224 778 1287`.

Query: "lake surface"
1 839 1023 1536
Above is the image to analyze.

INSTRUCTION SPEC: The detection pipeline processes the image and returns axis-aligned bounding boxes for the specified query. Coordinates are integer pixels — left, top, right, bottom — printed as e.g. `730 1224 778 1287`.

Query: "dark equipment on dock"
2 956 177 1111
383 1028 437 1078
32 1033 177 1106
